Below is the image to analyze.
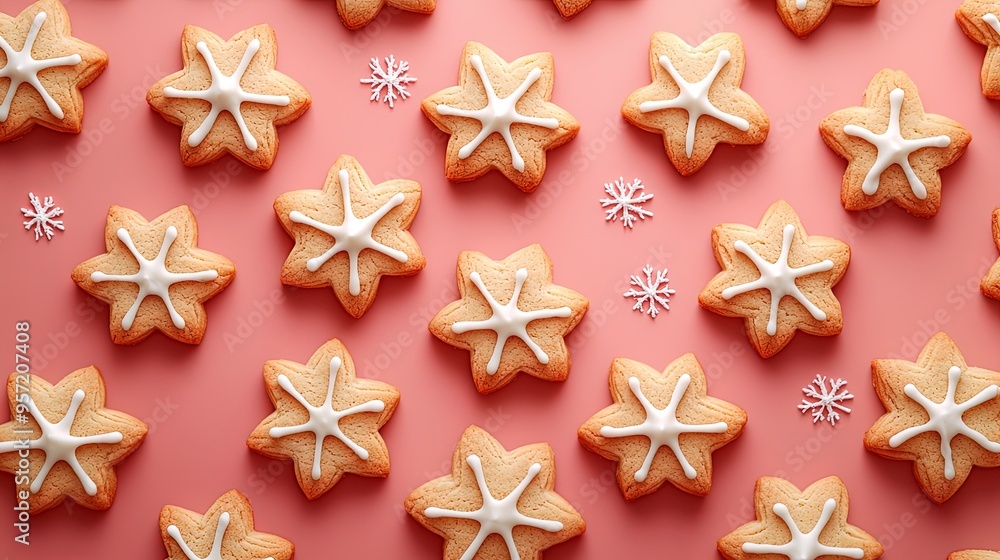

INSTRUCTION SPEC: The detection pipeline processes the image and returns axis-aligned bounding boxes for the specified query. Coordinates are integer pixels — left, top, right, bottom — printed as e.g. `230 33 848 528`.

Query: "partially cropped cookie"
864 332 1000 504
982 207 1000 300
405 425 585 560
820 69 971 218
335 0 435 29
275 154 425 318
699 200 850 358
71 205 235 345
422 41 580 192
718 476 883 560
0 366 146 514
578 354 746 500
622 32 769 176
429 244 588 394
951 551 1000 560
553 0 592 18
147 24 310 170
957 1 1000 99
0 0 107 141
777 0 879 38
160 490 293 560
247 339 399 500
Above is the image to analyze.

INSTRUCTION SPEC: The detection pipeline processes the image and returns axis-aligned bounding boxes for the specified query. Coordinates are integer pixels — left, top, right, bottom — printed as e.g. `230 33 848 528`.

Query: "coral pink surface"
3 0 1000 557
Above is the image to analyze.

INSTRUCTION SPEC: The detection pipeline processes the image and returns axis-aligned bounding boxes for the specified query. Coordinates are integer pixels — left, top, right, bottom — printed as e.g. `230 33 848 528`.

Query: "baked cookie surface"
776 0 879 38
335 0 435 30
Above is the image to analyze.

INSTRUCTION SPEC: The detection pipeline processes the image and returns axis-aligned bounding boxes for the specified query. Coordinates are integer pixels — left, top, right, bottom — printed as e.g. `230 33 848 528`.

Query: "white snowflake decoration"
623 265 675 318
798 374 853 426
360 54 416 109
21 192 65 241
600 177 653 229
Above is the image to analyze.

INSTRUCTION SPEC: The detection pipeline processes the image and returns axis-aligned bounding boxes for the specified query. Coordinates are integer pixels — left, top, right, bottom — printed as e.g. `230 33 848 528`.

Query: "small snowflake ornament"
798 374 853 425
624 265 675 318
360 54 417 109
21 192 65 241
600 177 653 228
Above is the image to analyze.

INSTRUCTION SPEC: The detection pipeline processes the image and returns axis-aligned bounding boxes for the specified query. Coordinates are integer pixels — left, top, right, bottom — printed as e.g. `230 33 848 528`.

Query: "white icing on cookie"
796 0 808 10
721 224 834 337
639 49 749 158
167 511 275 560
983 13 1000 36
268 356 385 480
741 498 864 559
0 390 122 496
0 11 83 122
424 454 563 560
842 88 951 200
599 375 727 482
451 267 572 375
90 226 220 330
889 365 1000 480
436 54 559 172
288 169 408 296
163 38 290 151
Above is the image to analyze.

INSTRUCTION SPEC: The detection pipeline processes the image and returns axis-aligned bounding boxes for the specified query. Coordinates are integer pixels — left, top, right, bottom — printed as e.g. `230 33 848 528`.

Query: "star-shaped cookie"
160 490 293 560
951 552 1000 560
864 332 1000 504
335 0 435 29
0 366 147 514
776 0 879 38
147 24 311 170
247 339 399 500
0 0 107 141
981 207 1000 301
552 0 592 19
820 69 971 218
405 425 585 560
274 154 425 318
429 244 589 394
957 1 1000 99
71 205 236 345
421 41 580 192
698 200 850 358
718 476 883 560
622 32 769 176
578 354 746 500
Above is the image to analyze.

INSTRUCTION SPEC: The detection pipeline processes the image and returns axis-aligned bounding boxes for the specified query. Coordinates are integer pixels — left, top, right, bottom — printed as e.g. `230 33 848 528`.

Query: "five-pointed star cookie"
951 551 1000 560
405 425 585 560
147 24 311 170
864 332 1000 504
957 0 1000 99
0 0 107 141
421 41 580 192
160 490 294 560
718 476 883 560
982 207 1000 301
622 32 769 176
578 354 746 500
335 0 435 29
71 205 236 345
776 0 879 38
247 339 399 500
552 0 592 19
429 244 589 394
698 200 850 358
274 154 425 318
0 366 147 514
820 69 971 218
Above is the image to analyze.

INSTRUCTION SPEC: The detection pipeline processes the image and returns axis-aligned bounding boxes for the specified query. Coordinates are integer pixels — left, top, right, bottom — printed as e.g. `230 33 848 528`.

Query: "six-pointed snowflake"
600 177 653 228
623 265 675 318
360 55 417 109
21 192 65 241
798 374 853 426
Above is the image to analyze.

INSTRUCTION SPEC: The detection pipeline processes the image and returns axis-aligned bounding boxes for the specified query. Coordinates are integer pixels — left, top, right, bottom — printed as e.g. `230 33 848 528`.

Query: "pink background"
3 0 1000 557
